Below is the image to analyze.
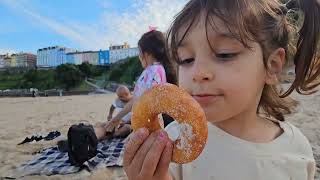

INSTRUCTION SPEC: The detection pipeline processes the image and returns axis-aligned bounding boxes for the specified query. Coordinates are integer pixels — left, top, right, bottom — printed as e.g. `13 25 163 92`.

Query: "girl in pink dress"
105 30 177 133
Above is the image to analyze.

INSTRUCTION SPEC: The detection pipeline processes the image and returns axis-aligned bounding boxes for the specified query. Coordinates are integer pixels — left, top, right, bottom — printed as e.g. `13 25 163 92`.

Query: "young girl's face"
177 16 268 123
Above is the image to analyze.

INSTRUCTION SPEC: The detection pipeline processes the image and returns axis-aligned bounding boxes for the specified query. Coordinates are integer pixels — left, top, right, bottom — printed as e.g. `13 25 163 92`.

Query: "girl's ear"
265 48 286 85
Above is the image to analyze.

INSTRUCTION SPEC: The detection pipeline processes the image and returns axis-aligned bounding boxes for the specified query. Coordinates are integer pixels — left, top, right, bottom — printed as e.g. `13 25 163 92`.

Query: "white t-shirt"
112 98 127 109
112 98 131 123
166 121 316 180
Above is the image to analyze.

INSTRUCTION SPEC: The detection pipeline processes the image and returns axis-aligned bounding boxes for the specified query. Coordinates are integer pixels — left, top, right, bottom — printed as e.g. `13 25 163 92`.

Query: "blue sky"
0 0 187 54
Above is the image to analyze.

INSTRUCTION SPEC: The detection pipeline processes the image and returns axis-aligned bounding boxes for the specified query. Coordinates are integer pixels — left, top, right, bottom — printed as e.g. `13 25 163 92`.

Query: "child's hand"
124 128 173 180
104 120 118 132
117 120 125 128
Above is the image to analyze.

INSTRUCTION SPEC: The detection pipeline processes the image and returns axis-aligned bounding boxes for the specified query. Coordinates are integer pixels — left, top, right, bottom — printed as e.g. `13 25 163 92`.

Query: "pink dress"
133 62 167 97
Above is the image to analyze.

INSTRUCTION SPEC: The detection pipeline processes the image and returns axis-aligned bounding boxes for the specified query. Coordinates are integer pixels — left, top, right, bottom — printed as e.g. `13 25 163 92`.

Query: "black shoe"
18 135 43 145
44 131 61 141
17 137 32 145
33 135 43 142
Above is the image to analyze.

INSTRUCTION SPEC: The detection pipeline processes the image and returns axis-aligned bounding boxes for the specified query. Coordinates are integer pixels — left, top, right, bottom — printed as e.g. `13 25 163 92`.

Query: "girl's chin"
203 108 228 123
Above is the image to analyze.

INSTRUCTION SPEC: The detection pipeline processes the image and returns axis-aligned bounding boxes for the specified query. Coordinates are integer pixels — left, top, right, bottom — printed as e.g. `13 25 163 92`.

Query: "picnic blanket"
6 138 124 178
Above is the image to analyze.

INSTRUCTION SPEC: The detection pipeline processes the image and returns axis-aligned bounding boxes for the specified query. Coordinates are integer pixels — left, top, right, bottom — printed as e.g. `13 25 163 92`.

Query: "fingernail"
138 128 146 134
158 131 166 140
137 128 146 137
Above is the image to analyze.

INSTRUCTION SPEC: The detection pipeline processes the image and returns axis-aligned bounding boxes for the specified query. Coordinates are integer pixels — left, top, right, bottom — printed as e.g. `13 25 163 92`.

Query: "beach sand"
0 85 319 179
0 94 127 179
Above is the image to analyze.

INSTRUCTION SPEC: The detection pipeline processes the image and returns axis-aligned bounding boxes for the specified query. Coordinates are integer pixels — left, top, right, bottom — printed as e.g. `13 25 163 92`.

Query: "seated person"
59 86 134 154
106 85 133 138
107 85 132 121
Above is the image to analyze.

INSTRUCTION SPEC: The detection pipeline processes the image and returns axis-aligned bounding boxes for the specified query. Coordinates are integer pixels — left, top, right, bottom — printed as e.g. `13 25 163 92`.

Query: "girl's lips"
192 94 222 105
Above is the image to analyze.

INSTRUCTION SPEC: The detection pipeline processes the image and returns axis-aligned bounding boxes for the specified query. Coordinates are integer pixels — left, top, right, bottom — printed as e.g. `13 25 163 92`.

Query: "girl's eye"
178 58 194 65
215 53 238 60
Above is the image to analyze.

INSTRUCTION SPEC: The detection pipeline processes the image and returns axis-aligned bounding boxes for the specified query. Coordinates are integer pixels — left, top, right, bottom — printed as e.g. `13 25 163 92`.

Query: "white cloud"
101 0 188 47
0 0 187 50
0 48 16 55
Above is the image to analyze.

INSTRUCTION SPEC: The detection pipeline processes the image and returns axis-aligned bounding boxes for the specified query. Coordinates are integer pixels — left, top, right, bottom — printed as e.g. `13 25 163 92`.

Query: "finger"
104 122 111 129
123 132 133 144
140 130 169 177
154 140 173 177
130 131 160 173
106 123 116 132
123 128 149 167
106 127 113 133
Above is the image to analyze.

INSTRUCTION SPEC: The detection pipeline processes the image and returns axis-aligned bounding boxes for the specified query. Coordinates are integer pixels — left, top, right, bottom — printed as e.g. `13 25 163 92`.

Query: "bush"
17 69 56 90
54 64 83 90
78 62 92 77
107 56 143 85
0 58 141 91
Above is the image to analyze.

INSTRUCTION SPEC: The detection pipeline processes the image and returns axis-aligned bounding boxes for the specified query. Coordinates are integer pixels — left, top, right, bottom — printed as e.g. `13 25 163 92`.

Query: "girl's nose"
192 61 214 82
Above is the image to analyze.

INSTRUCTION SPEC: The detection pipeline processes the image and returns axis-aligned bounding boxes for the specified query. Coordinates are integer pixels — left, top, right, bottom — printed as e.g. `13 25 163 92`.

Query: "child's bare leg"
94 126 106 140
113 124 132 138
94 126 113 141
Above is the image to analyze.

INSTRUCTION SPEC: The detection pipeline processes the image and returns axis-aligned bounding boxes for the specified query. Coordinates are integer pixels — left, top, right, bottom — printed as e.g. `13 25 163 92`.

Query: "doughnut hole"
158 113 180 142
150 113 180 142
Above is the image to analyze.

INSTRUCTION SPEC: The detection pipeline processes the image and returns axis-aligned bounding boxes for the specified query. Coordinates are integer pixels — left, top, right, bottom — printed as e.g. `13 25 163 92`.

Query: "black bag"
67 123 98 166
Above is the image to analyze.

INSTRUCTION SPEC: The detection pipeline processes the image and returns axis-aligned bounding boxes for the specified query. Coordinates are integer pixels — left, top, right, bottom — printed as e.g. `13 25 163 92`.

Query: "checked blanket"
6 138 124 178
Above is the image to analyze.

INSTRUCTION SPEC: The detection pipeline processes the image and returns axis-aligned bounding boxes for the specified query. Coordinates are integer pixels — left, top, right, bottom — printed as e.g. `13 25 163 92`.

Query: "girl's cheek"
178 74 187 87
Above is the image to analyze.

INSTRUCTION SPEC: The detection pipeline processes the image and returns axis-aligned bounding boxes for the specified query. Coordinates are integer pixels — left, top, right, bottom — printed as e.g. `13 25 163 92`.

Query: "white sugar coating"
176 122 195 157
165 122 195 150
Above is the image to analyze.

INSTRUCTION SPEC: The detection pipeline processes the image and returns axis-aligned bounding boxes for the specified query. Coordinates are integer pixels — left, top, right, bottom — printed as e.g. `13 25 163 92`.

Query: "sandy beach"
0 93 127 179
0 85 319 179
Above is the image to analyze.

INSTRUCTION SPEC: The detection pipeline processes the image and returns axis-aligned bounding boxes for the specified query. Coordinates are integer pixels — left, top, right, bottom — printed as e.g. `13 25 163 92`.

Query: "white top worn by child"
166 120 315 180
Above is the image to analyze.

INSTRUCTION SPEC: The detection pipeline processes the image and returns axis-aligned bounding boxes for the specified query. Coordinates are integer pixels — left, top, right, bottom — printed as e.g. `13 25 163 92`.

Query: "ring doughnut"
131 83 208 164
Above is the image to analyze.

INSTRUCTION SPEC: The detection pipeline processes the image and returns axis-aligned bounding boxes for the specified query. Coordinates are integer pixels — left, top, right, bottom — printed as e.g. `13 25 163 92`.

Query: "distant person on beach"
31 90 36 97
104 30 178 132
123 0 320 180
30 88 38 97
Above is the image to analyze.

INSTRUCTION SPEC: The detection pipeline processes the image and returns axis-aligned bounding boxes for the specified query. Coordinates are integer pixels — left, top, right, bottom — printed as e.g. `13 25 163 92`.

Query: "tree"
108 56 143 84
78 62 92 77
55 64 83 90
23 69 38 83
16 69 56 90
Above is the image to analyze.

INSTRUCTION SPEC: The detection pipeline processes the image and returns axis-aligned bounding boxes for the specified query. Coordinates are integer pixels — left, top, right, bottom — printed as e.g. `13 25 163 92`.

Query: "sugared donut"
131 83 208 164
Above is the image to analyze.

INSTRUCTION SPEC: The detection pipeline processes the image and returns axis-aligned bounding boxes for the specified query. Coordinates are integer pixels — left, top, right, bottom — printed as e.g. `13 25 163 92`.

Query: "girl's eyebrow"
214 32 241 40
177 39 188 48
217 33 234 38
210 32 244 47
176 31 242 49
177 42 186 48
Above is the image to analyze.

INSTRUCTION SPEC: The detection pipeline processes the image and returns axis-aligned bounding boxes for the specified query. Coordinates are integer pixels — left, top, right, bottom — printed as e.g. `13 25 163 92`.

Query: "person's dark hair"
167 0 320 121
138 30 177 84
